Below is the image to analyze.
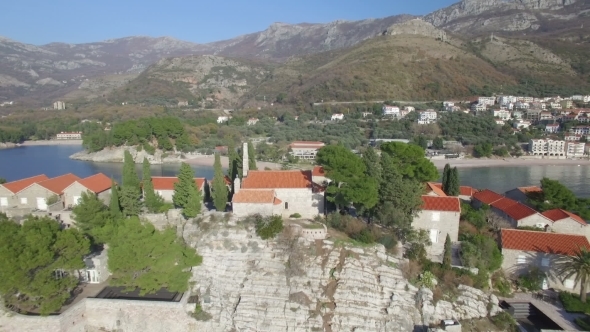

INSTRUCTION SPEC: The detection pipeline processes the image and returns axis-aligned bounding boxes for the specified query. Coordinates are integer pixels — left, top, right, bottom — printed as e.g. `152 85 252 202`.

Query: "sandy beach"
184 155 283 170
429 157 590 169
19 139 83 146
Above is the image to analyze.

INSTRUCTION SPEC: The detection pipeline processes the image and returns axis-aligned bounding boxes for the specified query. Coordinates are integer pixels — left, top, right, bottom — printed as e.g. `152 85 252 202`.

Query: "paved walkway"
502 293 584 331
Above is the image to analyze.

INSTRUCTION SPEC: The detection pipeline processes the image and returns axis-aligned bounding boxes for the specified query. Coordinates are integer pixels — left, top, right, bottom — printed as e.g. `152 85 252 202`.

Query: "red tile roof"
502 202 539 221
473 189 503 205
152 177 205 191
312 166 325 177
421 196 461 212
542 209 587 225
1 174 49 194
501 229 590 256
232 189 281 204
490 197 519 210
518 186 543 194
77 173 113 193
242 170 312 189
459 186 478 197
426 182 447 197
38 174 81 194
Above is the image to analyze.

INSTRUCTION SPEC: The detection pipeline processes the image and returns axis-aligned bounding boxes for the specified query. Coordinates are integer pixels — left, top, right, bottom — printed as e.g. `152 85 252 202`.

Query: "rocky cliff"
385 19 447 40
0 213 503 332
69 146 183 164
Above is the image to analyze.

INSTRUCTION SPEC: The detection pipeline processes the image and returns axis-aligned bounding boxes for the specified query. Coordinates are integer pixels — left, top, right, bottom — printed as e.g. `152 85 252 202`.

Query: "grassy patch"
559 292 590 314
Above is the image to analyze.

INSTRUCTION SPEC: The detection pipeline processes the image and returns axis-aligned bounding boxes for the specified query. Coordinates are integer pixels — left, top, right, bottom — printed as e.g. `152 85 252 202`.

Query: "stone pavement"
502 293 584 331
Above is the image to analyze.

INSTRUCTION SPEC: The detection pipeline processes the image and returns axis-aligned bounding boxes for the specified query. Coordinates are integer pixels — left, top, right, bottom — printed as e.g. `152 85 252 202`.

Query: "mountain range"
1 0 589 107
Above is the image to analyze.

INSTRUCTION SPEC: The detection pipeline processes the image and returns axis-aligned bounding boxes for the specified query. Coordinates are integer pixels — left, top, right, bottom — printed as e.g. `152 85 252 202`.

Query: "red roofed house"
63 173 114 208
501 229 590 292
459 186 478 202
504 186 543 207
0 174 49 211
425 182 447 197
16 174 81 210
233 143 325 218
541 209 590 240
149 176 206 203
288 141 325 160
471 189 504 208
412 196 461 262
312 166 327 185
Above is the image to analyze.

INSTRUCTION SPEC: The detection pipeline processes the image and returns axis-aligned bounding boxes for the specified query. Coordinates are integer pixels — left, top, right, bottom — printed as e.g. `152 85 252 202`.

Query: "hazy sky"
2 0 458 45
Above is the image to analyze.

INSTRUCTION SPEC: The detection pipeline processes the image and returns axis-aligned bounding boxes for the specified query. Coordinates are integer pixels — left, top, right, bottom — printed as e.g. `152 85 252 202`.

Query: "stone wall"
274 188 318 218
140 209 184 231
16 184 54 210
0 186 17 209
232 202 275 218
412 210 460 262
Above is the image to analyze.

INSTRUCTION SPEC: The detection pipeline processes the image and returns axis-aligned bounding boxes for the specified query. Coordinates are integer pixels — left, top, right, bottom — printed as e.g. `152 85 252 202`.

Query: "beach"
20 139 83 146
429 157 590 169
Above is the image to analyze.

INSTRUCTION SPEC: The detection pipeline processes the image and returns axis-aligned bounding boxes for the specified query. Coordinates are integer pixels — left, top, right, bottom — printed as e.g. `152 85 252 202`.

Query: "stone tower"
242 142 249 178
234 177 241 194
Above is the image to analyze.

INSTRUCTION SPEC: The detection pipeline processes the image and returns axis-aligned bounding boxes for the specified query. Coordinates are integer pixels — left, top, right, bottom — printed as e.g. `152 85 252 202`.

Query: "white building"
247 118 259 125
572 95 584 101
513 120 531 129
571 126 590 136
549 102 562 109
56 132 82 140
515 102 530 110
566 142 586 158
404 106 415 113
493 109 511 120
53 101 66 110
417 110 437 124
331 113 344 121
289 141 325 160
545 123 560 133
470 103 487 112
499 96 517 105
217 116 230 123
529 139 566 157
495 120 505 125
478 97 496 106
382 105 400 117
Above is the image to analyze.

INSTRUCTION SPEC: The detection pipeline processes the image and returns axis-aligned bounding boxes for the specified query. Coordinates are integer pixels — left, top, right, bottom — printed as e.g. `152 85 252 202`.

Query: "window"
20 197 27 205
0 197 7 207
284 202 288 210
541 258 550 267
429 229 438 243
564 279 575 289
517 255 526 264
432 212 440 222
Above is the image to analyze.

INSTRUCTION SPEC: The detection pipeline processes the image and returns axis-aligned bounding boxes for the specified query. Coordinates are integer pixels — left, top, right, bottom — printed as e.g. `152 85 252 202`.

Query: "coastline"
184 155 282 170
430 157 590 169
20 139 83 146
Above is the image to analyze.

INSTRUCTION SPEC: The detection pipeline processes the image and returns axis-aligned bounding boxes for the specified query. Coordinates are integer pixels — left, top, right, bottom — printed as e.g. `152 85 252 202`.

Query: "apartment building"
56 132 82 140
566 142 586 158
417 110 437 124
288 141 326 160
382 105 400 117
529 139 566 157
478 97 496 106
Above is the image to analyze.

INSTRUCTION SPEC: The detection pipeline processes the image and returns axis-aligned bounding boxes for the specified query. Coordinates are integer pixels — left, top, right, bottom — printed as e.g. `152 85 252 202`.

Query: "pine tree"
122 150 140 189
212 153 228 212
142 158 163 212
119 186 141 217
443 234 452 268
442 163 451 195
362 146 382 184
247 141 257 171
182 185 202 218
173 163 196 209
109 178 122 219
449 167 460 197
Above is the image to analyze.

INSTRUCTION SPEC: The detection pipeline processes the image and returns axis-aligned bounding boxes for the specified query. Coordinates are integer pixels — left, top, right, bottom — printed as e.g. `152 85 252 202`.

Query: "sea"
1 145 589 197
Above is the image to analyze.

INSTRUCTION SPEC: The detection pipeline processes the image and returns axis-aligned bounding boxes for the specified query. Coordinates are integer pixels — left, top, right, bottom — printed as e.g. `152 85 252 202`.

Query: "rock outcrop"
385 19 447 40
69 146 183 164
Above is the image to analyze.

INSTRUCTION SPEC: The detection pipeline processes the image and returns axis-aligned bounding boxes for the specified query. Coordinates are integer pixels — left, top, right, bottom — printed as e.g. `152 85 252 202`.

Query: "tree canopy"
380 142 438 182
211 153 228 212
173 163 202 218
0 215 90 315
529 178 590 220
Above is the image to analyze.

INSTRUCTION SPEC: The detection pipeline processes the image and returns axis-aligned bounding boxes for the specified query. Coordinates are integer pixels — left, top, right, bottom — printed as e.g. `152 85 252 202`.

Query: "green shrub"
490 311 519 332
575 315 590 330
143 142 156 155
378 235 397 250
46 195 60 205
289 213 302 218
517 267 545 292
255 215 284 240
351 228 375 244
559 292 590 313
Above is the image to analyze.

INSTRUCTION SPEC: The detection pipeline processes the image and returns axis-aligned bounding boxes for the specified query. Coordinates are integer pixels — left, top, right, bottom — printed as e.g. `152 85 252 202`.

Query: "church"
231 143 325 218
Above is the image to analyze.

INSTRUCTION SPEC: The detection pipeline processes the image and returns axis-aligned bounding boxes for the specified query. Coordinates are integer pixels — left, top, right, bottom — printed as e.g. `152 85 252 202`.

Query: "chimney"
242 142 249 178
234 177 241 194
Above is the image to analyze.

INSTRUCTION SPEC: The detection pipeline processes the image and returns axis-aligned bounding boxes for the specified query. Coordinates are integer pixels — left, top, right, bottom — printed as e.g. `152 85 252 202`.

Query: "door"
542 278 549 290
36 197 47 210
86 270 99 283
73 196 81 206
429 229 438 243
0 197 7 207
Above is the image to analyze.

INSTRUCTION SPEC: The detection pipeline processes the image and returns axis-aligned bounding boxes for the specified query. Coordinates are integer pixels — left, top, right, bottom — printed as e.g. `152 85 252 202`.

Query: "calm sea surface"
1 145 589 197
0 145 215 183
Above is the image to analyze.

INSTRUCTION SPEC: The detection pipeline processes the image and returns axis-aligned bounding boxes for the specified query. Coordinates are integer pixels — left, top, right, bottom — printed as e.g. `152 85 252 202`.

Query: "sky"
2 0 458 45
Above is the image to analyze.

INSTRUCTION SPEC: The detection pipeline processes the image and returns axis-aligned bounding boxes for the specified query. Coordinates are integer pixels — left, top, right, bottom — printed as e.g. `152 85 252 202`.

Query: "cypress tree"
363 146 382 184
109 178 122 218
122 150 140 189
442 163 451 195
449 167 460 197
119 186 141 217
182 185 202 218
142 158 163 212
212 153 228 212
443 234 452 268
247 141 257 171
173 163 196 209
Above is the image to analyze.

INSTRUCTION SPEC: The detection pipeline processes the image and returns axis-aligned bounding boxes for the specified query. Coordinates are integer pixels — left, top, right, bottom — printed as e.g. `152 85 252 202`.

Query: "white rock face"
69 146 184 164
385 19 447 40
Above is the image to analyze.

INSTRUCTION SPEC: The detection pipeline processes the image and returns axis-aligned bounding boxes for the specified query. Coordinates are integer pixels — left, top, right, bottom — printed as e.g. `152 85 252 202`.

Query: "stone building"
62 173 113 208
53 100 66 110
541 209 590 240
16 173 80 210
504 186 542 207
501 229 590 293
412 196 461 262
77 247 111 284
149 177 206 203
232 143 324 218
0 174 49 210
